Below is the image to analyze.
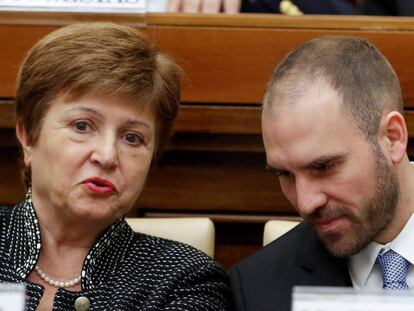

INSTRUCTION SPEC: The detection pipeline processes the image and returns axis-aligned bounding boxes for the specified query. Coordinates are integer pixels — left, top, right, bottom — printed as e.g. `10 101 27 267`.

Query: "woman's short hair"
15 22 182 186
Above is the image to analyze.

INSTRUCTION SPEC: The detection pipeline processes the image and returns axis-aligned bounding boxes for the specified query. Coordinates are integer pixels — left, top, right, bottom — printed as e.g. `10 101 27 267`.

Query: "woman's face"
18 94 155 227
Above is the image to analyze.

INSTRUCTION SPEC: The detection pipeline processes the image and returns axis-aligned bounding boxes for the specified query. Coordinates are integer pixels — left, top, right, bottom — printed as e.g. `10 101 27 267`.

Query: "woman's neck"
31 187 110 248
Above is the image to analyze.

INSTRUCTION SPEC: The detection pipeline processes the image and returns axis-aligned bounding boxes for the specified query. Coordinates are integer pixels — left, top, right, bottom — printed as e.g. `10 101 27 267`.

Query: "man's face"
262 80 399 257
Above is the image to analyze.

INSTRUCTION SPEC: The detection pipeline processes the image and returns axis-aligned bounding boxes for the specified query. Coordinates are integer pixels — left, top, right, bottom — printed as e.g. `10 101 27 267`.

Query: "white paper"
0 283 25 311
0 0 146 13
147 0 167 12
292 286 414 311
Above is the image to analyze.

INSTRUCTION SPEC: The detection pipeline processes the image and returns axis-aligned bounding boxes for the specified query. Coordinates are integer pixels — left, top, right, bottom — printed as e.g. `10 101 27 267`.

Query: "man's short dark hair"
263 36 403 141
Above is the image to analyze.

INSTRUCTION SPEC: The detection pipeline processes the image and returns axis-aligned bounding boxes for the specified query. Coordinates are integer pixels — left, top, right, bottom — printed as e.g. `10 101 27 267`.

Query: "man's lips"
313 216 346 233
83 177 116 194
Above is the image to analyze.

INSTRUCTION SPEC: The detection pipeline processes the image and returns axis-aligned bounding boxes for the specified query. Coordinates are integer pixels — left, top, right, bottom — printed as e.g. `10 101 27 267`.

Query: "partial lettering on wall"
0 0 146 13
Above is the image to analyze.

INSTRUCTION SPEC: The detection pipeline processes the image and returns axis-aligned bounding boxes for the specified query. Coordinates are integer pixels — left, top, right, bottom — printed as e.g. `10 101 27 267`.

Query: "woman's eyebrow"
66 106 104 119
124 120 152 130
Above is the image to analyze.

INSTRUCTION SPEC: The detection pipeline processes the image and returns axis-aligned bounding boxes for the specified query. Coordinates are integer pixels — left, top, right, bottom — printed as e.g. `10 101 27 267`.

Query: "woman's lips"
83 177 116 195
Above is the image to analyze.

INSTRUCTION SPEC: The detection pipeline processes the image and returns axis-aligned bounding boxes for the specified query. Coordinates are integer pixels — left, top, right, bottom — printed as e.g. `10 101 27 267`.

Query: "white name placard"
0 283 25 311
292 286 414 311
0 0 146 13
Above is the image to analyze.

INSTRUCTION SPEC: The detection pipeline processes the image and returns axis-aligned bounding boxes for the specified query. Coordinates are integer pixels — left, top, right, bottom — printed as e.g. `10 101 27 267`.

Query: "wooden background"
1 12 414 269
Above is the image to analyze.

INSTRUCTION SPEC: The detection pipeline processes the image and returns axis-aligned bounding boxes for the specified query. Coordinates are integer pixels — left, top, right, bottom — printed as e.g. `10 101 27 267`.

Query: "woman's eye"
124 133 143 145
73 121 90 132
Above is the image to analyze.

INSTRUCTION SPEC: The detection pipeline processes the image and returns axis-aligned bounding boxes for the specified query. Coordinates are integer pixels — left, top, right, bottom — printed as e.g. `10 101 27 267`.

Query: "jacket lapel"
298 225 353 287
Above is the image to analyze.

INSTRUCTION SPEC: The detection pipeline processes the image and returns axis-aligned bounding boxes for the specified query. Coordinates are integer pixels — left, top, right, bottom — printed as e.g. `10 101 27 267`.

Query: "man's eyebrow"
265 164 287 174
304 154 345 170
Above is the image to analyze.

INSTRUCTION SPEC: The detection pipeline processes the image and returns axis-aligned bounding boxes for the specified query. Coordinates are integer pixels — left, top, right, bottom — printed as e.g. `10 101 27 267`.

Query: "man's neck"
375 158 414 244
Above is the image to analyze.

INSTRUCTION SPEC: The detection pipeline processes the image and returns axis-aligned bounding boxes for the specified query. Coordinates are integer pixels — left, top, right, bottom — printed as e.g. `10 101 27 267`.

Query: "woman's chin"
68 201 123 225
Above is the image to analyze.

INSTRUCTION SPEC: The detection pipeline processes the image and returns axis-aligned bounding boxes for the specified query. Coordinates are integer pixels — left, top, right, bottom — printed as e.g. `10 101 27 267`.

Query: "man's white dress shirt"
349 213 414 289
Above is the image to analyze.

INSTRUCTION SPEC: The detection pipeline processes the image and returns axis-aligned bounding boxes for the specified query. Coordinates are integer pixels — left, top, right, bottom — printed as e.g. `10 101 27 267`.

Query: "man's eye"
266 166 291 178
316 162 335 172
318 164 329 171
276 170 291 177
124 133 143 145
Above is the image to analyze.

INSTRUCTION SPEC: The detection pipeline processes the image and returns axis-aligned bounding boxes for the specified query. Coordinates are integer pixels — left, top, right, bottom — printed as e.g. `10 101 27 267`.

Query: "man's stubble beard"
312 142 399 258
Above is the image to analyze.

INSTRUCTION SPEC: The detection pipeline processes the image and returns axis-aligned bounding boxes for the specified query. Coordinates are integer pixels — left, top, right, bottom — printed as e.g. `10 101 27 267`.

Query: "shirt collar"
390 213 414 265
349 212 414 288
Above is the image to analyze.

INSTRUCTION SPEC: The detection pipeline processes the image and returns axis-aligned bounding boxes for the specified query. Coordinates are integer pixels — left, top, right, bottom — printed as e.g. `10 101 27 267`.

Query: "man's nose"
90 134 118 169
294 176 328 217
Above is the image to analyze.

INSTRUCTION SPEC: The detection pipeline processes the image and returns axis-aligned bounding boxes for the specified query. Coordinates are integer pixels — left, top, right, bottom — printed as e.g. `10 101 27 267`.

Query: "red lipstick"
83 177 116 195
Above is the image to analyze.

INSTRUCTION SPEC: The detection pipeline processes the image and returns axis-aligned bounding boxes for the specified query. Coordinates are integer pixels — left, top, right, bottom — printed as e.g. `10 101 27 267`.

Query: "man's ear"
379 111 407 164
15 120 33 167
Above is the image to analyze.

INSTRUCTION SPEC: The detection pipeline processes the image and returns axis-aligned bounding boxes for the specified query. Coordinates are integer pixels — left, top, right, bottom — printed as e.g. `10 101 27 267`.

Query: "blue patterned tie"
376 249 409 290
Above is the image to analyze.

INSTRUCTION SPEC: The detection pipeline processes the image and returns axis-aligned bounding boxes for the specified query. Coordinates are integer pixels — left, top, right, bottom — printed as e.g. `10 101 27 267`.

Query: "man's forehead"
263 75 342 116
263 82 344 125
262 79 362 170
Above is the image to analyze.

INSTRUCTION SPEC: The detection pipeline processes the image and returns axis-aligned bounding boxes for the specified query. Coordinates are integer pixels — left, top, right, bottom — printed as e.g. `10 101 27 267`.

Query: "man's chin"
317 231 368 258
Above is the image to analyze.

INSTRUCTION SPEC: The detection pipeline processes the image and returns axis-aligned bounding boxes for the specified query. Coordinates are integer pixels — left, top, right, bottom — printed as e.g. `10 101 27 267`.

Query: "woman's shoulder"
125 231 226 280
88 222 230 309
0 205 15 220
122 232 230 308
0 205 14 212
101 220 228 282
0 205 18 237
130 231 215 265
0 201 29 220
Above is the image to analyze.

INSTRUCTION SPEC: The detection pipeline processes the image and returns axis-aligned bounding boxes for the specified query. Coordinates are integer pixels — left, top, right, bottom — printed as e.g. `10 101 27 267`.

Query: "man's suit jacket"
362 0 414 16
229 222 352 311
241 0 356 14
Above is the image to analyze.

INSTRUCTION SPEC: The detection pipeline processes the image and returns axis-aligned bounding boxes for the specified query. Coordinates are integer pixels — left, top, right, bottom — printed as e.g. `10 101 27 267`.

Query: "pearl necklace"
34 265 81 288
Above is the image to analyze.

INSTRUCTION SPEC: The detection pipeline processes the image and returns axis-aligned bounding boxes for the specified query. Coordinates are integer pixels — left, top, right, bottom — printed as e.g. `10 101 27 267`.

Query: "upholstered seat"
263 220 300 246
126 218 215 258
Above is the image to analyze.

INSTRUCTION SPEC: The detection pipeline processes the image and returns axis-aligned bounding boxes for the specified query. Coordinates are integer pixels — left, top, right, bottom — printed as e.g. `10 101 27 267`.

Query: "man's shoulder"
228 222 317 311
229 222 352 311
232 222 312 273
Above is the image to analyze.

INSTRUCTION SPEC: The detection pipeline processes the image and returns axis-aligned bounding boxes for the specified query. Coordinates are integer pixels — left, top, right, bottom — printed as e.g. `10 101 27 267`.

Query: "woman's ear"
379 111 407 164
15 120 33 167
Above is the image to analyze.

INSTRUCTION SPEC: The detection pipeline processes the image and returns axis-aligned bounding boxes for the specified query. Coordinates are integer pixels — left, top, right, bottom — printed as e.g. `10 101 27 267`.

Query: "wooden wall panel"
1 14 414 105
0 149 23 206
148 27 414 105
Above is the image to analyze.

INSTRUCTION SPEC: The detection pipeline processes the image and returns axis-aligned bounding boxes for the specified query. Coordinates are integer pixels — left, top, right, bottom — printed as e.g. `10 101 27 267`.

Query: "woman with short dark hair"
4 22 229 310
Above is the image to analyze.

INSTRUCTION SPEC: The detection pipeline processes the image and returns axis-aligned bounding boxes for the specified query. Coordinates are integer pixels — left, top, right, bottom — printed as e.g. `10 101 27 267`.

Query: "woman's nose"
90 135 118 169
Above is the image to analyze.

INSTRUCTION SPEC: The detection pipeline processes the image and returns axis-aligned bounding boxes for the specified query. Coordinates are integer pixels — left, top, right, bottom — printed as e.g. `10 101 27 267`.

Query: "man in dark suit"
230 36 414 310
